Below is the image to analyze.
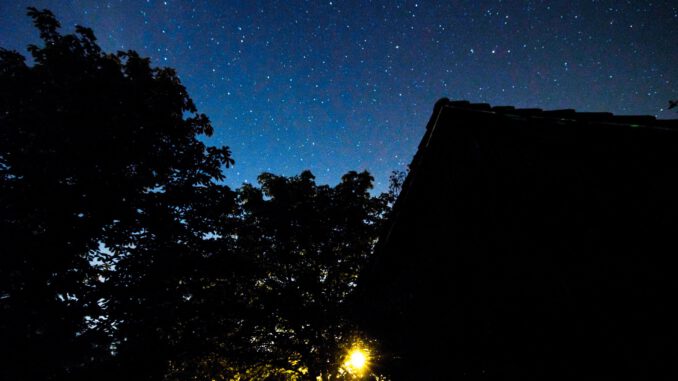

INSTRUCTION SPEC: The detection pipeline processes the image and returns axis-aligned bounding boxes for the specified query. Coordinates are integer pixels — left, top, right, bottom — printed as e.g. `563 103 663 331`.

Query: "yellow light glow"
344 346 370 376
348 349 367 369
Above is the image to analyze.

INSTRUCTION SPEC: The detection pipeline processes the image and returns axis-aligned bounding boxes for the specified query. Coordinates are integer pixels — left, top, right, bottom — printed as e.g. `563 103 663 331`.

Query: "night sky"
1 1 676 192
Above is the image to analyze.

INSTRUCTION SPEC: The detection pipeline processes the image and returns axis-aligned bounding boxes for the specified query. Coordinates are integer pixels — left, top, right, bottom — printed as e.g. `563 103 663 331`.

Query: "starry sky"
1 1 676 192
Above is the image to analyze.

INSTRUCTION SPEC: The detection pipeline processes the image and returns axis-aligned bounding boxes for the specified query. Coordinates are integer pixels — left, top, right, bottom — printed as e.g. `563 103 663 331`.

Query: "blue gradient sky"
1 1 676 192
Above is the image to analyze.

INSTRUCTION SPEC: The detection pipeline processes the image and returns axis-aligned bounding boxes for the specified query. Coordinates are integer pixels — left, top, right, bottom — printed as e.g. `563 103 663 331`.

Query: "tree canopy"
1 8 393 381
0 7 233 380
232 170 388 379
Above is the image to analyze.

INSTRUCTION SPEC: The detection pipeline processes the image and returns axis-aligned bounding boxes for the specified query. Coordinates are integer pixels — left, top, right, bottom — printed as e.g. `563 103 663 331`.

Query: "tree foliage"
0 7 233 380
232 171 388 379
1 8 392 381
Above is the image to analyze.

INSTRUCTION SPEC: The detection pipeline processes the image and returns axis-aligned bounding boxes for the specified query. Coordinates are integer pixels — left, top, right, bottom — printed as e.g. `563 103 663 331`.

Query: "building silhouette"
359 99 678 378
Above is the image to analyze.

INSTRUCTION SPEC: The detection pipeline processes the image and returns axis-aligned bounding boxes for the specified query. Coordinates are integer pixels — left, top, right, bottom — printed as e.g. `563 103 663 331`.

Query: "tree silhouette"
1 8 392 381
164 171 389 380
0 8 233 380
235 171 388 379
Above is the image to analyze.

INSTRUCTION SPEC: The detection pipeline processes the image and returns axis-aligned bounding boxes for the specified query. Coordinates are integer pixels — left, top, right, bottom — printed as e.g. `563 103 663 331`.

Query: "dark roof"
432 99 676 126
358 98 678 378
368 98 678 271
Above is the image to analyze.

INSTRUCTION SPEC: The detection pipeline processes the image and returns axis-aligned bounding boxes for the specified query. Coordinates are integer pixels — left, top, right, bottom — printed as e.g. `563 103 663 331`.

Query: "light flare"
343 345 370 377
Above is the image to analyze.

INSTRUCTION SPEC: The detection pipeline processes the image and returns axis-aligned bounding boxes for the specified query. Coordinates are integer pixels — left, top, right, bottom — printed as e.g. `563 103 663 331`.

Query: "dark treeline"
0 8 396 381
